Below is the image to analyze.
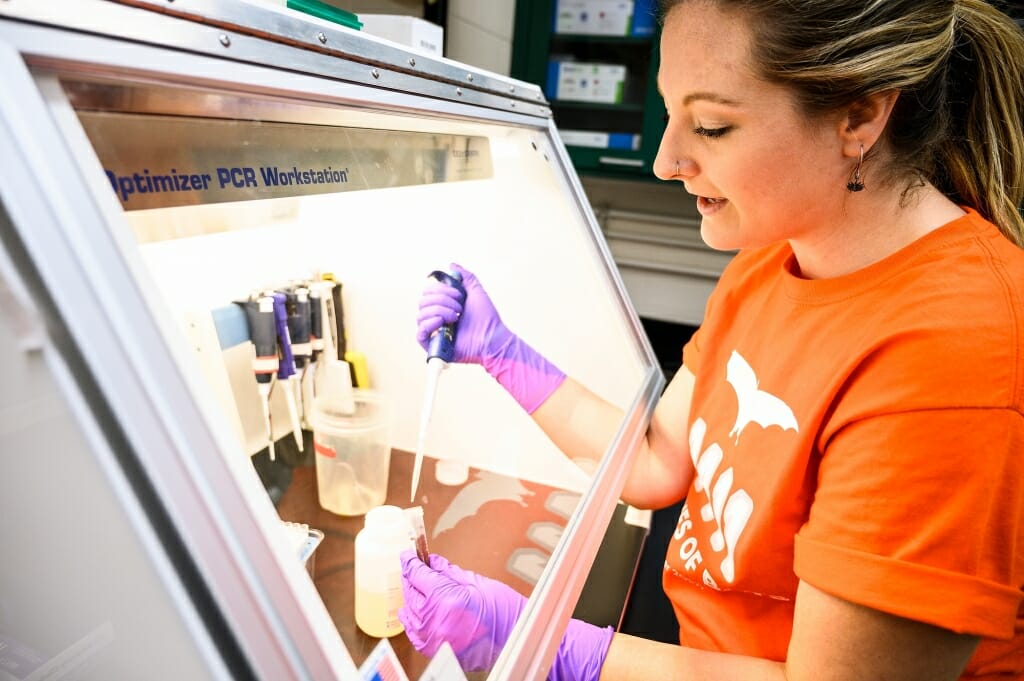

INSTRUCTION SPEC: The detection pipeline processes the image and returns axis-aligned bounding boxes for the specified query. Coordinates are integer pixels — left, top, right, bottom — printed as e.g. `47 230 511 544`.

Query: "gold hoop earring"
846 144 865 192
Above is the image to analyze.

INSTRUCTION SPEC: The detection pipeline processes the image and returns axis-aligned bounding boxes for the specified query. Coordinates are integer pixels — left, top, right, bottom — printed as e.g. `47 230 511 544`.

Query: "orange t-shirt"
663 208 1024 679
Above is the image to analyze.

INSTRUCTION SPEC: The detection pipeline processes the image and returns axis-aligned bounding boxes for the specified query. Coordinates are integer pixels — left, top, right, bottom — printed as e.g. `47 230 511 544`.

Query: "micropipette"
287 287 312 428
271 291 305 452
410 269 466 503
240 295 279 460
306 283 323 416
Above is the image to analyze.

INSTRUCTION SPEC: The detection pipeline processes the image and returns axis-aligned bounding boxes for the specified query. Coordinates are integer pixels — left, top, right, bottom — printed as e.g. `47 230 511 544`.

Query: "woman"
401 1 1024 679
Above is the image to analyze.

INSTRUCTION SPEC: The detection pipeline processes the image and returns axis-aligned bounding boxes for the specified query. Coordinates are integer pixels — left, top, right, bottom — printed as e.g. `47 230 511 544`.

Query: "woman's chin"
699 220 744 252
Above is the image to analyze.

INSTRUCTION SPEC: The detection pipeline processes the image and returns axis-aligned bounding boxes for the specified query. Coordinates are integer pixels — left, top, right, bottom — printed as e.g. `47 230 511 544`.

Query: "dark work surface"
572 503 648 629
619 500 684 643
257 441 646 677
640 317 695 380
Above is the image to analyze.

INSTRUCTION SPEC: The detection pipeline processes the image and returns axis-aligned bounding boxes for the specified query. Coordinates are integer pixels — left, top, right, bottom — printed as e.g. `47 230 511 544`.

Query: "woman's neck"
788 184 965 280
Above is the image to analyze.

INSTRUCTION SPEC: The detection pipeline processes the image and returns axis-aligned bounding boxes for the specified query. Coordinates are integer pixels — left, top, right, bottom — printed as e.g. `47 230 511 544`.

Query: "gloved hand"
415 263 566 413
398 551 614 681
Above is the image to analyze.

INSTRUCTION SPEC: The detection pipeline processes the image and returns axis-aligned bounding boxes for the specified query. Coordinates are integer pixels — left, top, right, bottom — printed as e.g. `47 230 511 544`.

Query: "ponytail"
939 0 1024 247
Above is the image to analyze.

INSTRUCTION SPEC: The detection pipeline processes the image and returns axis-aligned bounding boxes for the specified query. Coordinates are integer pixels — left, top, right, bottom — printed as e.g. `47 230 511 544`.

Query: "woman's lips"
696 195 728 216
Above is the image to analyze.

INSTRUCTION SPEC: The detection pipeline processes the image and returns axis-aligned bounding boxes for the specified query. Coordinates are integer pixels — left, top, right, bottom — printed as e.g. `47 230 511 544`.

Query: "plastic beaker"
310 390 391 516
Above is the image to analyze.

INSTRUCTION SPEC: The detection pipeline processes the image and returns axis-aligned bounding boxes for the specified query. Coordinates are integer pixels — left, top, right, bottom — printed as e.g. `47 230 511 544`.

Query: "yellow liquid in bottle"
355 585 405 638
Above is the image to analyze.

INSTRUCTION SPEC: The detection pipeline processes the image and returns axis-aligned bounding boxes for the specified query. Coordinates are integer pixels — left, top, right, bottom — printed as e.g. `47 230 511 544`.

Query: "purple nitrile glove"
398 551 614 681
415 263 566 413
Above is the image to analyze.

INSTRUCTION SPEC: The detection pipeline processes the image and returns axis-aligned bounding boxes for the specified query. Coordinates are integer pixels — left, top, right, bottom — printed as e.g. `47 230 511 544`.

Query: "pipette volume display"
410 269 466 503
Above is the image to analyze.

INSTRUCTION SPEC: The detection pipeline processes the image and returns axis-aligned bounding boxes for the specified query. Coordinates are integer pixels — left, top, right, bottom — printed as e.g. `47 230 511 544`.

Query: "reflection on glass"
68 79 649 678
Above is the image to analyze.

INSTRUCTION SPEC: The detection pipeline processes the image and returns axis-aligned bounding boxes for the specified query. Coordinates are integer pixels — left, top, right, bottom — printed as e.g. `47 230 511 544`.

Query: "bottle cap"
364 504 405 532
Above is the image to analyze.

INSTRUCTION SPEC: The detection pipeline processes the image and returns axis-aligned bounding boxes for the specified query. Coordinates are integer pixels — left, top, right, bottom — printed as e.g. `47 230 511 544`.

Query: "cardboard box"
554 0 656 36
560 130 640 150
359 14 444 56
546 61 627 104
555 0 632 36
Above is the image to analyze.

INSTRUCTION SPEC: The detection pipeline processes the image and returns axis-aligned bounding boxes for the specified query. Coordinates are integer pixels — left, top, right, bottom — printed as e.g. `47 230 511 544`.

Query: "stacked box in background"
546 0 658 152
545 61 628 104
545 0 657 103
360 14 444 56
559 130 641 151
554 0 657 37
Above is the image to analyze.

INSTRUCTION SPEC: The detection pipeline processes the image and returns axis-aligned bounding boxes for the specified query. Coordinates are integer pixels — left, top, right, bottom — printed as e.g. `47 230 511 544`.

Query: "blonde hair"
660 0 1024 246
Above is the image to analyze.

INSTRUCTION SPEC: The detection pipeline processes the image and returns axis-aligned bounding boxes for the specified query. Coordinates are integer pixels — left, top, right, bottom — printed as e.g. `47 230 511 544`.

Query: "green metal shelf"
551 100 645 113
512 0 666 181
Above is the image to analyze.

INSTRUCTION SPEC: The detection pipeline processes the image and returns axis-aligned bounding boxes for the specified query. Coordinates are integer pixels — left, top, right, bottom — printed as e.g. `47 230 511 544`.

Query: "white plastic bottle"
354 505 414 638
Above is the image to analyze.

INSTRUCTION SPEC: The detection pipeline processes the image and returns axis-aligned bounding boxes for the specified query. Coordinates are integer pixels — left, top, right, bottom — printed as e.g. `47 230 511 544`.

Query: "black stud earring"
847 144 865 192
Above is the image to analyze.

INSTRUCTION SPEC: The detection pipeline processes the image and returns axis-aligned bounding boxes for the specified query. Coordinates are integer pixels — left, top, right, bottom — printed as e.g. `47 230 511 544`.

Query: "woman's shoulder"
845 211 1024 414
904 208 1024 309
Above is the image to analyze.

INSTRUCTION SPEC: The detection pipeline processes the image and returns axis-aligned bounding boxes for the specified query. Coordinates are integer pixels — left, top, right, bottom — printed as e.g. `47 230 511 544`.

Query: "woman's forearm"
600 634 787 681
530 369 696 508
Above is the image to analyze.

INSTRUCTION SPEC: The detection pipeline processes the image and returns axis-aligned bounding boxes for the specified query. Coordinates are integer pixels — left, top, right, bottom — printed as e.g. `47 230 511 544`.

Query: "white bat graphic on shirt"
726 350 798 443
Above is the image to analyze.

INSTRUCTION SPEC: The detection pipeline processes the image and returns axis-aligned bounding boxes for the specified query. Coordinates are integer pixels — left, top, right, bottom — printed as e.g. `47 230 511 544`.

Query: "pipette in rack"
286 286 313 428
315 276 338 362
271 291 304 452
410 269 466 503
323 272 369 388
240 295 279 460
309 278 341 395
306 282 324 414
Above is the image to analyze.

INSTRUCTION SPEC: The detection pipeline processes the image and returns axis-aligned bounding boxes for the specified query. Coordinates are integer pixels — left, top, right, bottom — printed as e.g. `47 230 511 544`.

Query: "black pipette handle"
239 296 278 383
309 285 323 360
287 287 312 368
426 269 466 364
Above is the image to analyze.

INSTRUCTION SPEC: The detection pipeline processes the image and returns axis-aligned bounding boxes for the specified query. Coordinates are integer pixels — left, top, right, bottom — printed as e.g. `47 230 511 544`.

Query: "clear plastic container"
354 505 414 637
309 389 390 516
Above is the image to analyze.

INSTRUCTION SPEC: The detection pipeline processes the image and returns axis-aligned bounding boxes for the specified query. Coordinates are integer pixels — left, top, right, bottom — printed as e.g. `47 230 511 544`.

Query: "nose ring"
674 160 680 176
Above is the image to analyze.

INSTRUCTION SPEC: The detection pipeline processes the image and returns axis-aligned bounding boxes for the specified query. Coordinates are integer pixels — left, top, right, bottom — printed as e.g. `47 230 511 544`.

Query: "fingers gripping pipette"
411 269 466 503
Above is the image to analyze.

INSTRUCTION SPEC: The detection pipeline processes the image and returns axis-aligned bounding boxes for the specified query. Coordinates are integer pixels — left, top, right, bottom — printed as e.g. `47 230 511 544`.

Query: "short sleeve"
682 327 703 376
682 273 721 376
794 408 1024 639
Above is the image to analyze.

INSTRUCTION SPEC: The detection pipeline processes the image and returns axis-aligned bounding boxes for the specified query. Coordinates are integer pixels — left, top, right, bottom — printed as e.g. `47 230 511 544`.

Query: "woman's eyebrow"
656 77 743 108
682 91 743 107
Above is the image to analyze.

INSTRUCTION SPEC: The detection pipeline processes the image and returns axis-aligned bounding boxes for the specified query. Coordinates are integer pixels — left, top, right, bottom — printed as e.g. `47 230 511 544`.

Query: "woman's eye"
693 126 731 138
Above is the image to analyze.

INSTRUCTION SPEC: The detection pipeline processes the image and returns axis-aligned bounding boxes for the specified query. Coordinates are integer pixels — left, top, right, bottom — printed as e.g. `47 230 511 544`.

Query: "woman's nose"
653 154 697 181
652 150 675 181
653 137 696 181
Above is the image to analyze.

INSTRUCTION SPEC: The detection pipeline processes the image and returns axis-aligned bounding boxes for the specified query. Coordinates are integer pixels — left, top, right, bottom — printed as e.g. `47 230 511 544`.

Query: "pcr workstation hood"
0 1 665 679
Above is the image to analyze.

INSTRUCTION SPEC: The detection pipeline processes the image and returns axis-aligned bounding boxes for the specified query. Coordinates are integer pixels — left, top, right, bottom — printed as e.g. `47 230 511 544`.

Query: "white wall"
445 0 516 75
317 0 517 76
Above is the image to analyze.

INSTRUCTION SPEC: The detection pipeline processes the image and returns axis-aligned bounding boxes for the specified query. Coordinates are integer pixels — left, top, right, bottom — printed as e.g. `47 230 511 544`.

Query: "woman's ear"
839 90 900 157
